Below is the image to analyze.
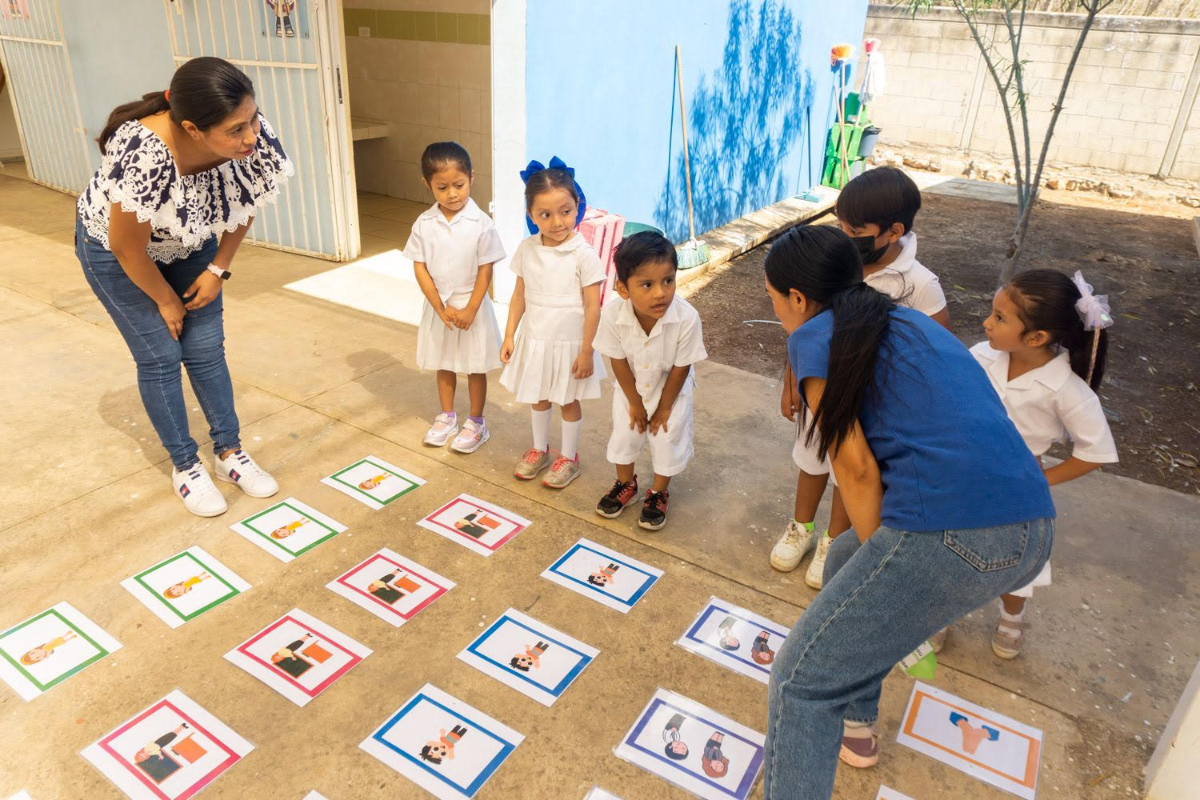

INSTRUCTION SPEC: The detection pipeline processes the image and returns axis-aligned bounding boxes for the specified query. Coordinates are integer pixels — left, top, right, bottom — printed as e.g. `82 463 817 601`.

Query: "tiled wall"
343 2 492 209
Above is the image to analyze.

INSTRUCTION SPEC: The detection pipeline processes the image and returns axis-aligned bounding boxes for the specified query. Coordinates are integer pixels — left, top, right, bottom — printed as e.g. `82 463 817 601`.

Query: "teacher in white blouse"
75 57 293 517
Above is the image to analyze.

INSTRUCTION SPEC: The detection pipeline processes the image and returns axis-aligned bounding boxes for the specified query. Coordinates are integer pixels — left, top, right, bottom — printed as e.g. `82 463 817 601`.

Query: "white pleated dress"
500 233 607 405
403 198 506 374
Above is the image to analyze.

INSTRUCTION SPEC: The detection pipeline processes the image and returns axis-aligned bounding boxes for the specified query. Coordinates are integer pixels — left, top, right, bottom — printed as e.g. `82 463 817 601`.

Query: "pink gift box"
579 207 626 306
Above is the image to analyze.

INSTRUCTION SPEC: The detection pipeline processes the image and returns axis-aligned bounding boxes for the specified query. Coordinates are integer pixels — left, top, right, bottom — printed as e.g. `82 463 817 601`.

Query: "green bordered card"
0 601 122 701
322 455 425 510
230 498 348 563
121 546 251 629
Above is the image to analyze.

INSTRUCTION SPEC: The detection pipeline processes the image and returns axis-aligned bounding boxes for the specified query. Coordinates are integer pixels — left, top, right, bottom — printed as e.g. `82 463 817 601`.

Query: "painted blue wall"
60 0 176 170
525 0 867 241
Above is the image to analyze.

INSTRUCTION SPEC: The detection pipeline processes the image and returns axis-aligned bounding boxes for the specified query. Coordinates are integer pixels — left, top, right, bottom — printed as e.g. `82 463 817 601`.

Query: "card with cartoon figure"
615 688 765 800
122 547 250 629
327 547 455 627
676 598 790 685
875 787 918 800
229 498 346 563
0 602 122 702
360 683 523 800
457 608 598 707
81 689 253 799
322 456 424 510
224 609 371 707
417 494 531 557
541 538 663 613
897 682 1041 800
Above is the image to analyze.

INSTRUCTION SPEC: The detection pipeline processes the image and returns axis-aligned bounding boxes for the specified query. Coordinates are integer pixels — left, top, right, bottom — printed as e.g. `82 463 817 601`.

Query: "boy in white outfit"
775 167 954 598
592 232 707 531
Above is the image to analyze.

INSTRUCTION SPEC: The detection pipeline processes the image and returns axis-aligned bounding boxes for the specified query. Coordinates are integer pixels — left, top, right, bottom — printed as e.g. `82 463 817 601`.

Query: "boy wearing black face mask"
772 166 953 600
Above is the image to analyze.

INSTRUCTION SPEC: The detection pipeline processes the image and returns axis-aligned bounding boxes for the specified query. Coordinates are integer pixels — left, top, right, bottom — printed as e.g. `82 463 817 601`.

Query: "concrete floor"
1 168 1198 800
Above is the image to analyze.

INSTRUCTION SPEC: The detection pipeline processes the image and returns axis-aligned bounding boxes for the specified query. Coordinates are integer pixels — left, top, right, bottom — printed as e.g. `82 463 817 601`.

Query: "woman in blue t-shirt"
761 226 1054 800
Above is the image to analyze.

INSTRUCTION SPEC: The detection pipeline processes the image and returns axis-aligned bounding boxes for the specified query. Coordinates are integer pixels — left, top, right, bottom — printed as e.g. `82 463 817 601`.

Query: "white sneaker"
805 532 834 590
423 413 459 447
450 418 489 454
172 461 228 517
214 449 279 498
770 520 815 572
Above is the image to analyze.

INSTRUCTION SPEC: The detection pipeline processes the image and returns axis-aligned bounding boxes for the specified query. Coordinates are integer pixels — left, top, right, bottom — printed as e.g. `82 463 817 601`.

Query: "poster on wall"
258 0 309 39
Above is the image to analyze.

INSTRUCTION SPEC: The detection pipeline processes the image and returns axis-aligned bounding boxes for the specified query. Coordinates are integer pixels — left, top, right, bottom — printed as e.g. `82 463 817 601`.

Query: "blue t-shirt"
788 306 1054 532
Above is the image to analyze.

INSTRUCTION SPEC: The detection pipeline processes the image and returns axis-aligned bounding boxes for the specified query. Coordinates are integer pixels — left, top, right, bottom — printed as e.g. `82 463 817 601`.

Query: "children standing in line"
404 142 507 454
773 167 952 594
969 269 1117 658
591 232 707 531
500 158 605 489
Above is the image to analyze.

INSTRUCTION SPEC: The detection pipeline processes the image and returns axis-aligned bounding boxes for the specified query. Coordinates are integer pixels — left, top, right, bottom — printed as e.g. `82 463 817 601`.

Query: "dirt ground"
687 192 1200 494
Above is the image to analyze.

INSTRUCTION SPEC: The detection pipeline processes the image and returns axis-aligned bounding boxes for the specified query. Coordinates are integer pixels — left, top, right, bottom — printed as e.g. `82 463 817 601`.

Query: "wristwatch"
207 264 232 280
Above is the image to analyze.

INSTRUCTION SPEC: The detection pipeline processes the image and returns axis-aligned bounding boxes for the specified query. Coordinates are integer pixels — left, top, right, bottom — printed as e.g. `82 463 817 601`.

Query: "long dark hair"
765 225 898 460
1006 269 1109 391
97 57 255 153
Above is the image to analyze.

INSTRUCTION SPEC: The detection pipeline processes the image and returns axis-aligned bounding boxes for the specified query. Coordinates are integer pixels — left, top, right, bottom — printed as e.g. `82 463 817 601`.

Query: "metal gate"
0 0 90 193
162 0 357 260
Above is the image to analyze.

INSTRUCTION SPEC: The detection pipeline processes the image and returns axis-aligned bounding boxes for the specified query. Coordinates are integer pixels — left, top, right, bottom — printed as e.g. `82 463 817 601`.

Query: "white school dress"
592 296 708 477
500 233 607 405
971 341 1118 597
792 232 948 476
402 198 506 374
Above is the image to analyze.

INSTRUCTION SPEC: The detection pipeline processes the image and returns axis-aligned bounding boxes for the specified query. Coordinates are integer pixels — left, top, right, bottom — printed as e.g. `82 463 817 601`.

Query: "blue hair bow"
520 156 587 235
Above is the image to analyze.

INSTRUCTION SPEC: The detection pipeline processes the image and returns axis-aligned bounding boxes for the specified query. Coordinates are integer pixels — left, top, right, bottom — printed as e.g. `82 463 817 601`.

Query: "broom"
674 45 710 269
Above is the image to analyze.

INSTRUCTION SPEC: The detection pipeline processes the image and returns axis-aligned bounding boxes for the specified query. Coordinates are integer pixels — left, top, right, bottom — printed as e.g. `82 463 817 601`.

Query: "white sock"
999 601 1026 622
531 408 551 452
560 418 582 460
843 720 873 738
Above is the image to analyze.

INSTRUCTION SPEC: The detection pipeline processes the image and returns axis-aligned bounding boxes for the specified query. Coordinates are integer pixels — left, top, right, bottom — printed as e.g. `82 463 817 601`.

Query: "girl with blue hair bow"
500 158 606 489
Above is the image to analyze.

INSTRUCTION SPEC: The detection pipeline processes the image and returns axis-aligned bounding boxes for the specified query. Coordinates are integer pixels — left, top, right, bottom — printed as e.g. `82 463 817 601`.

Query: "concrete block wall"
863 5 1200 180
342 0 492 208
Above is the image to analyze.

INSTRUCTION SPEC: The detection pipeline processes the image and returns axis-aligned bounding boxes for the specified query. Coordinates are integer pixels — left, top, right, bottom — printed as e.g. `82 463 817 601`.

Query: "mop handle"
676 45 697 243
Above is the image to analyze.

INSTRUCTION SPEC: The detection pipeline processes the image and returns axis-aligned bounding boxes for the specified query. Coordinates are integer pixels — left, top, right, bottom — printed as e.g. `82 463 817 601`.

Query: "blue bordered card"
456 608 598 707
540 538 663 613
360 684 523 800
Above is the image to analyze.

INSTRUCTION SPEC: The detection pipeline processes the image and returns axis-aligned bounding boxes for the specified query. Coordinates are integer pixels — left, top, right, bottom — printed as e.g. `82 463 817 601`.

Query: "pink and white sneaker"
423 412 459 447
450 419 490 454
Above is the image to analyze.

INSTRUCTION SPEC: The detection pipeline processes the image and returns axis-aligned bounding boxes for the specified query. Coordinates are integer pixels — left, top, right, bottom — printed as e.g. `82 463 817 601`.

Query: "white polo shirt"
592 295 708 409
864 232 947 316
402 198 506 302
970 342 1118 463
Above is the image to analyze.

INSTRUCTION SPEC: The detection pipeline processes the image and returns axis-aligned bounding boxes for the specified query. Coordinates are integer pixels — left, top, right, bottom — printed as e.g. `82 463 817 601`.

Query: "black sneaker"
639 490 669 531
596 477 638 518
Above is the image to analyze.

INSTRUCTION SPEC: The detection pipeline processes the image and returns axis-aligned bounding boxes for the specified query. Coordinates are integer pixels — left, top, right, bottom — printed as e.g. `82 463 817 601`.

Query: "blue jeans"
76 219 240 470
764 518 1054 800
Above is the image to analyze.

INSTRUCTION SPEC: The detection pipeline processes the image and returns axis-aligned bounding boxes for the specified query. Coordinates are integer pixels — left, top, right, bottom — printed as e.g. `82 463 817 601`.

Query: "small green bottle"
899 641 937 680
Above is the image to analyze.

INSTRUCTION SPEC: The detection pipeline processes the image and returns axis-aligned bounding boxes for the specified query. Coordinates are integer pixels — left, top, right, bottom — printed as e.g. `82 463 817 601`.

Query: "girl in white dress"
971 269 1117 659
404 142 506 454
500 158 606 488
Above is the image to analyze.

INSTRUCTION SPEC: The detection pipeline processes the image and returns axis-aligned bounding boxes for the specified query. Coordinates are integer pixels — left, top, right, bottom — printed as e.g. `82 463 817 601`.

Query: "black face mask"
850 234 889 265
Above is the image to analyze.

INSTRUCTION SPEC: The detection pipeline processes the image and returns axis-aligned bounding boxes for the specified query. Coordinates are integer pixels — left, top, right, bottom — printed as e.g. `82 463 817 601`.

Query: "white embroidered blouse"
76 113 293 263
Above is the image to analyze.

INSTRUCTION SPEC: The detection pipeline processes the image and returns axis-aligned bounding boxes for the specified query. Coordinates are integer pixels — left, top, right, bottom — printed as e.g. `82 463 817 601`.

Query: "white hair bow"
1072 271 1113 331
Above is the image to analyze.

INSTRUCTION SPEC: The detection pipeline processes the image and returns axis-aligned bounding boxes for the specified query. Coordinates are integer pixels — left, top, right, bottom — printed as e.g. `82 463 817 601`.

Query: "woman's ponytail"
816 283 897 459
765 225 902 461
97 91 170 154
